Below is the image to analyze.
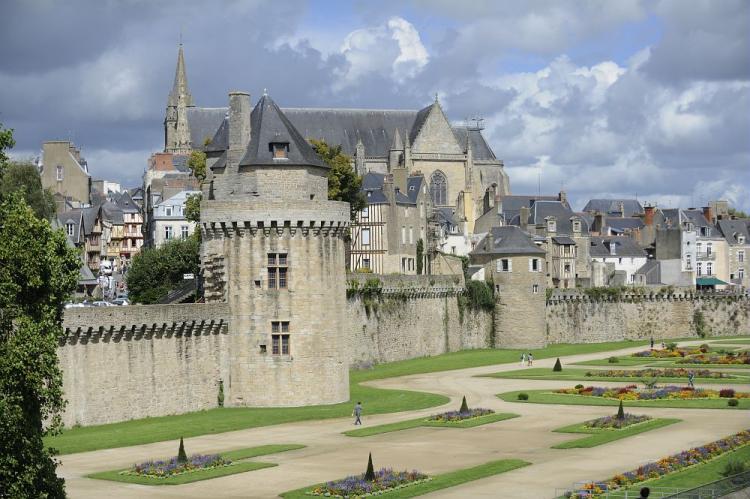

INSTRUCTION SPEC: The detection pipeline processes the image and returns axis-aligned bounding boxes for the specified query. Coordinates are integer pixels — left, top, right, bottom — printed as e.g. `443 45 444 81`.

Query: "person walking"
520 353 526 367
650 336 654 350
528 353 534 367
687 371 695 389
353 401 362 425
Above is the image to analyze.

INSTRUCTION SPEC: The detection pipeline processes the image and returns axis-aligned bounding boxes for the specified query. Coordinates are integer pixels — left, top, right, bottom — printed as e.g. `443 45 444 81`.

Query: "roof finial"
434 92 439 103
263 87 268 96
179 26 183 46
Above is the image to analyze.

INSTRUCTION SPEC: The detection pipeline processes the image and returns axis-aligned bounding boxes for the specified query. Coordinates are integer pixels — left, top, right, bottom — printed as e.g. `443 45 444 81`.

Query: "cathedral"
164 45 510 230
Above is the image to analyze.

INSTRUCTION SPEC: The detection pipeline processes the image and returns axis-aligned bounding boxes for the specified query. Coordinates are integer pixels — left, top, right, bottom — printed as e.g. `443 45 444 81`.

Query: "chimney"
619 201 625 218
593 212 605 235
702 205 714 224
558 190 567 205
228 91 251 169
393 167 407 195
520 205 530 232
644 203 655 226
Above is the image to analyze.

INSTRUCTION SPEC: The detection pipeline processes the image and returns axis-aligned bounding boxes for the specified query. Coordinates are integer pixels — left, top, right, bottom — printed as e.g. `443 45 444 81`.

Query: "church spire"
168 44 193 108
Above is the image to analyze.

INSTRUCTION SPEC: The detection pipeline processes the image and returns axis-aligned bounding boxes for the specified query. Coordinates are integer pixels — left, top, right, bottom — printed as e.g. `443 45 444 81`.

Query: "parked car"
92 301 116 307
111 298 130 306
64 302 85 309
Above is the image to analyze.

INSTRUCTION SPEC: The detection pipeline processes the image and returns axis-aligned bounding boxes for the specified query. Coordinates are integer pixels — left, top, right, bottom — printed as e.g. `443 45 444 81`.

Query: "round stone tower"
200 91 350 406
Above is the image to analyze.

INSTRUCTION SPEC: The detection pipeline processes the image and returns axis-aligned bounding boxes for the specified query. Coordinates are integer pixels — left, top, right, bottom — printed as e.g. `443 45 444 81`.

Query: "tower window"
268 253 288 289
56 165 64 181
270 142 289 159
271 321 290 355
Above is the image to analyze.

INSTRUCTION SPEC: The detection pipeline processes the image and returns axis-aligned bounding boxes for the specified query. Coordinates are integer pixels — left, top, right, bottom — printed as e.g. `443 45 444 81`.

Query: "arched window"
430 171 448 206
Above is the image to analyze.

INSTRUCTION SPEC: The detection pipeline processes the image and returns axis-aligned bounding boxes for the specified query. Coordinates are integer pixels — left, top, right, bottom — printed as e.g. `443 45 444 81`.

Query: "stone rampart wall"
546 292 750 344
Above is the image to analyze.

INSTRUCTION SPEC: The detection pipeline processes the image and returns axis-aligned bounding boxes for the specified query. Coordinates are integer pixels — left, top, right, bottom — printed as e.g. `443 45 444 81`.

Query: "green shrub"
616 400 625 420
574 384 584 389
553 358 562 372
517 393 529 401
728 398 739 407
177 437 187 463
365 453 375 481
666 342 678 351
461 280 495 311
608 356 619 363
459 396 469 413
721 459 746 477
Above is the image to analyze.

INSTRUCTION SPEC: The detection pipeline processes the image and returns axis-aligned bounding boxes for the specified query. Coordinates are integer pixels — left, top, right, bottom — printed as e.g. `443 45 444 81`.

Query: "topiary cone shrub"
459 396 469 413
178 437 188 463
364 452 375 481
553 358 562 372
617 400 625 420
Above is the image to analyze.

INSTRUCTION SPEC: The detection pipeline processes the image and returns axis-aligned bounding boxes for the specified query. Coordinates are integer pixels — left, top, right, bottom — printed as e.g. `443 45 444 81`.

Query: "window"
362 257 371 270
56 165 64 181
271 321 290 355
707 262 713 275
529 258 540 272
181 225 189 239
361 228 370 246
739 235 746 245
409 226 413 244
739 251 745 263
564 264 571 273
165 226 173 240
697 263 703 276
66 222 75 237
706 243 712 256
402 226 406 244
429 170 448 206
740 268 745 280
268 253 288 289
532 284 539 294
165 206 173 216
686 254 692 269
361 207 369 219
496 258 511 272
270 142 289 159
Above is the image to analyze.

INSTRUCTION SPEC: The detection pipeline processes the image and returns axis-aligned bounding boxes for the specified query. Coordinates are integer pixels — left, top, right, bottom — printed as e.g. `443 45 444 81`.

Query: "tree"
310 139 366 219
553 358 562 372
459 395 469 413
728 207 749 219
0 192 80 498
364 453 375 481
0 162 56 220
177 437 188 463
617 400 625 420
187 150 207 182
0 122 15 177
185 193 201 224
126 235 200 304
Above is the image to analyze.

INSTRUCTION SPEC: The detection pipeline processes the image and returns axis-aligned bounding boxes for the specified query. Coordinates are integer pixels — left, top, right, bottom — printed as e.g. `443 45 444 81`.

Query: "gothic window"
430 171 448 206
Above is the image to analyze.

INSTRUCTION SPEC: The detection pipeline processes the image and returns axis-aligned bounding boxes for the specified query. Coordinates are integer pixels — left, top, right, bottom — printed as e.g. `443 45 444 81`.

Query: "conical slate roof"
168 45 193 107
390 128 403 150
239 94 328 169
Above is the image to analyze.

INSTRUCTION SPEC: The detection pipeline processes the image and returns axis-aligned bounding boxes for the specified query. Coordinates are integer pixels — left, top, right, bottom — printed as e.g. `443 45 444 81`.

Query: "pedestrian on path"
528 353 534 367
650 336 654 350
520 353 526 367
353 401 362 425
687 371 695 388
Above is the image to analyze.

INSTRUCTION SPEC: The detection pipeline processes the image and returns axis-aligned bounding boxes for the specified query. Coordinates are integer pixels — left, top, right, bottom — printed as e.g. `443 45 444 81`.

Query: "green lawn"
711 339 750 345
484 367 750 384
582 444 750 498
574 356 674 367
87 444 304 486
551 418 681 449
344 412 519 437
47 339 657 455
498 390 750 409
280 459 530 498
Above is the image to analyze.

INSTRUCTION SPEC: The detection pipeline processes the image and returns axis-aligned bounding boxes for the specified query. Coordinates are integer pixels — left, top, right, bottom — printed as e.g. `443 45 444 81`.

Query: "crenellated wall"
546 291 750 344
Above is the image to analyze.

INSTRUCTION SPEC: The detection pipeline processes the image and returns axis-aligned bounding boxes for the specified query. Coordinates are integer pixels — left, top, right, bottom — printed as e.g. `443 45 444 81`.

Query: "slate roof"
361 172 415 206
114 191 139 213
552 236 576 245
58 209 82 243
682 209 713 229
590 237 648 258
82 205 100 235
100 201 124 225
717 219 750 244
435 207 458 228
190 104 498 160
471 225 545 256
187 107 227 149
498 194 565 224
583 199 643 216
635 259 660 285
406 176 424 203
606 217 645 234
239 95 328 169
530 200 589 235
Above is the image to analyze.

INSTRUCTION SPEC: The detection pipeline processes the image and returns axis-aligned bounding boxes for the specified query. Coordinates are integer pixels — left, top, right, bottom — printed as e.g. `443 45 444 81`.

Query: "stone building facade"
199 91 350 407
40 140 91 209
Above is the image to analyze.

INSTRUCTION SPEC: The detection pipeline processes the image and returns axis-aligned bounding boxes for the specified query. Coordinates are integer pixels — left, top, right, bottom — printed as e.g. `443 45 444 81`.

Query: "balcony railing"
696 252 716 260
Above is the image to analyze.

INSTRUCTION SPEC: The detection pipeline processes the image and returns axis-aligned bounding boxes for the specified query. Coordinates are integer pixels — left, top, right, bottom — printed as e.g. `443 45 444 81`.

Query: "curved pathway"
60 340 750 498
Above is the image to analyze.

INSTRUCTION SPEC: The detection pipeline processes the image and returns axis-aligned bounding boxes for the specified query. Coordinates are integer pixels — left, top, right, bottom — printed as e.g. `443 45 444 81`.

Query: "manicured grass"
498 390 750 409
344 412 519 437
484 367 750 384
551 418 681 449
711 339 750 345
279 459 530 498
47 339 656 455
574 357 677 367
87 444 305 486
586 444 750 498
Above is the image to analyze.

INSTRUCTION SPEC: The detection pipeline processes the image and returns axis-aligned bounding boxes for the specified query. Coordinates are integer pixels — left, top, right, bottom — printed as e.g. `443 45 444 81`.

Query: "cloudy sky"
1 0 748 211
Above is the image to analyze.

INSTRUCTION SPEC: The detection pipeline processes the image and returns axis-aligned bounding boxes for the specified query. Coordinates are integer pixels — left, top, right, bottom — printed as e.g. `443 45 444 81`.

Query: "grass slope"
344 413 518 437
551 418 681 449
280 459 530 498
47 339 655 455
88 444 305 486
498 390 750 409
485 367 750 384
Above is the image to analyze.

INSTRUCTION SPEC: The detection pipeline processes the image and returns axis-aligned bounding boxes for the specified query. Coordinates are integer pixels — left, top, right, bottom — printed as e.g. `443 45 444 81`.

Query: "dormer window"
65 222 75 237
270 142 289 159
739 235 745 245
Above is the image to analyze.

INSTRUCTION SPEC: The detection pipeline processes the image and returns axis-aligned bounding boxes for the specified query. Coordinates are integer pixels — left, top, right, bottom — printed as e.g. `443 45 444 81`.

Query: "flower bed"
126 454 231 478
585 368 728 379
569 430 750 498
583 414 651 430
426 408 494 422
308 468 429 497
631 347 703 358
555 385 750 401
678 352 750 365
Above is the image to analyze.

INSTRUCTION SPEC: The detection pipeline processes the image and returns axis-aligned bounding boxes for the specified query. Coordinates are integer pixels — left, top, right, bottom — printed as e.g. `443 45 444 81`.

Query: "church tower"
164 44 194 154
